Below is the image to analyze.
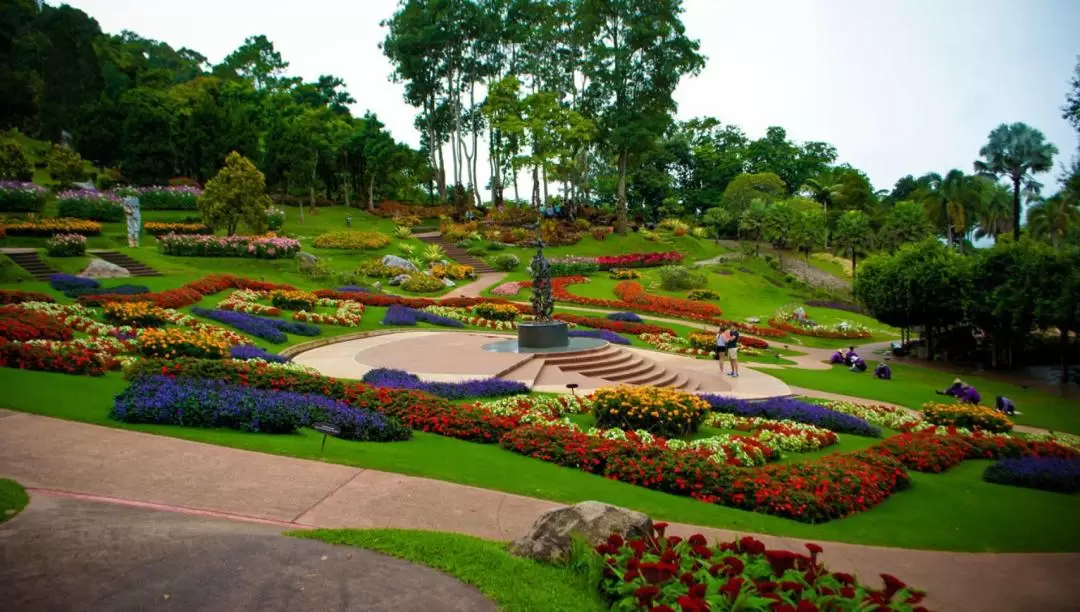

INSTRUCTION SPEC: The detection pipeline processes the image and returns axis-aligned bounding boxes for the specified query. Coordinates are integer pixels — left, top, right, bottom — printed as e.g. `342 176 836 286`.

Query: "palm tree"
973 180 1013 241
801 176 845 246
916 170 979 247
974 122 1058 241
1027 194 1080 247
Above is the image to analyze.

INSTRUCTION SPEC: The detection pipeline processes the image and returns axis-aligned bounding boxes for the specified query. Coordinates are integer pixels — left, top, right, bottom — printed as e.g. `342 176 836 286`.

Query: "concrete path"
2 412 1079 611
444 272 506 298
0 495 493 612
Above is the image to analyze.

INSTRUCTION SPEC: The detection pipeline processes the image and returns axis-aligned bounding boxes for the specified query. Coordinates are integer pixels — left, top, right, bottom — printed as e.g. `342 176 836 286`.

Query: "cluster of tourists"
713 328 741 378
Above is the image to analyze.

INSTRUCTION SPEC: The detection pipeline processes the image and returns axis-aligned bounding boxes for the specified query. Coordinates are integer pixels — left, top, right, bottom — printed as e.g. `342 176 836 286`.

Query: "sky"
59 0 1080 195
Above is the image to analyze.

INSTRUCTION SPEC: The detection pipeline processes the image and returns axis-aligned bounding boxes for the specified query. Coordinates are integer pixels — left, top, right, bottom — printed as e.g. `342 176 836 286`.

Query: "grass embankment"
0 479 30 523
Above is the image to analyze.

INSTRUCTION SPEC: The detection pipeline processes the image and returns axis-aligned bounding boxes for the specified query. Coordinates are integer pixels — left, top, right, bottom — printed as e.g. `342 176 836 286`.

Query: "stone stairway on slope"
88 251 162 277
2 250 59 281
417 234 496 274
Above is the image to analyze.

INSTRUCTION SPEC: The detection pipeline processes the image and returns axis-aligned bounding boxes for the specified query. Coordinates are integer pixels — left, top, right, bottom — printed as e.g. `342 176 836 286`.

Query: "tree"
0 140 33 181
973 179 1013 241
968 240 1043 368
832 210 873 275
790 207 827 262
1026 195 1079 247
974 122 1058 241
915 170 981 248
760 200 797 268
198 151 271 235
720 172 786 217
218 35 291 91
1033 246 1080 381
1064 56 1080 146
881 200 930 251
702 206 731 241
579 0 705 234
738 199 768 254
46 143 85 186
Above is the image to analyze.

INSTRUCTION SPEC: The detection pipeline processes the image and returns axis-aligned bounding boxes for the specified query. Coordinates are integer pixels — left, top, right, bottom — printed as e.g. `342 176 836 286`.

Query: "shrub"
0 141 33 181
430 263 475 280
198 151 272 235
267 206 285 230
313 230 392 250
704 395 880 437
0 181 47 212
45 233 87 257
657 265 707 291
606 311 643 323
354 259 405 278
192 307 321 344
490 253 520 271
593 527 927 611
112 375 410 441
268 290 318 312
687 288 719 300
608 268 640 280
472 302 520 321
136 185 202 210
690 226 708 238
422 243 446 262
567 329 631 345
401 273 445 293
46 144 86 186
485 241 507 251
361 368 529 400
592 386 710 437
143 222 211 236
921 402 1013 433
983 457 1080 493
159 234 300 259
549 260 600 276
104 302 172 327
591 227 609 241
1 218 101 236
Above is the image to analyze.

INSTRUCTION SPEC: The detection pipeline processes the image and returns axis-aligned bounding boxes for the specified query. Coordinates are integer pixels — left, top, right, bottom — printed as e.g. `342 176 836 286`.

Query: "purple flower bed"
702 395 880 437
335 285 370 293
63 283 150 298
606 311 643 323
49 273 100 293
112 375 410 441
191 307 321 344
229 345 291 363
806 299 867 315
361 368 528 400
568 329 631 345
983 457 1080 493
381 304 464 328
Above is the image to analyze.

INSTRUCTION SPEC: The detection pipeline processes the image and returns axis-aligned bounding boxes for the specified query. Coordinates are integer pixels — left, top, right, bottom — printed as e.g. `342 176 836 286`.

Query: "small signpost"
313 422 341 452
566 383 579 397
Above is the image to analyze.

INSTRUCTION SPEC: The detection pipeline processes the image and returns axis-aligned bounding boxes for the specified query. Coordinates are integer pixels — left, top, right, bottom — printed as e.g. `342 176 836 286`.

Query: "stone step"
4 251 58 280
570 354 641 377
538 345 620 367
90 251 163 277
598 360 661 383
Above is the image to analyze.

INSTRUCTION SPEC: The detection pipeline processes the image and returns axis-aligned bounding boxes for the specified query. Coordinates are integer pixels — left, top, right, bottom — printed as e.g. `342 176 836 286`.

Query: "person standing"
714 328 729 374
728 329 741 377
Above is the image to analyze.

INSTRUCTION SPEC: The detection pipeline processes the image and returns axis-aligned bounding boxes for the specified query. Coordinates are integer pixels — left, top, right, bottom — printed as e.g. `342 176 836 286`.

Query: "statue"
122 195 141 247
529 223 554 322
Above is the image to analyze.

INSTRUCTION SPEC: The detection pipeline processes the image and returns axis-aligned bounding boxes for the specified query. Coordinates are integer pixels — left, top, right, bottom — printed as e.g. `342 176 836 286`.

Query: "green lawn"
2 368 1077 553
770 361 1080 435
290 529 605 612
0 478 29 523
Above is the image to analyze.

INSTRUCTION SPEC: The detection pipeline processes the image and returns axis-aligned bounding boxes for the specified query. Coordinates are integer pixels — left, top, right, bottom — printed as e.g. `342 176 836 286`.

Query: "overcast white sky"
60 0 1080 193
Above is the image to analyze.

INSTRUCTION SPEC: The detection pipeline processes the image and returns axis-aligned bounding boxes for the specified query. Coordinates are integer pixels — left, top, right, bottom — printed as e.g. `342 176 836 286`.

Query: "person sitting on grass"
937 378 966 398
874 360 892 380
830 350 846 365
995 395 1018 416
850 356 868 372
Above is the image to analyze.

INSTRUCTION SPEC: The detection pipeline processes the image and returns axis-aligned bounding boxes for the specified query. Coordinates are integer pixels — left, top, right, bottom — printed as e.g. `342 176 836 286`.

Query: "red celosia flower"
634 585 660 606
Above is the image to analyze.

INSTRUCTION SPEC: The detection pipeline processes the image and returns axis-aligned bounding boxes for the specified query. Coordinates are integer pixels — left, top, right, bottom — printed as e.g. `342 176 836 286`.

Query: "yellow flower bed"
269 289 318 311
137 327 231 359
430 263 475 280
921 402 1013 433
2 217 101 236
103 301 171 327
591 386 710 437
313 230 391 250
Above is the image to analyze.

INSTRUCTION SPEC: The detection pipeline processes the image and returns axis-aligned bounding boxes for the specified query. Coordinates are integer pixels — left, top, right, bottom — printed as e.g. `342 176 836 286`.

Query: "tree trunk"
368 174 375 211
1012 177 1021 242
437 142 447 203
309 150 318 217
615 150 628 234
851 250 857 278
542 164 548 206
343 175 351 208
1062 326 1071 384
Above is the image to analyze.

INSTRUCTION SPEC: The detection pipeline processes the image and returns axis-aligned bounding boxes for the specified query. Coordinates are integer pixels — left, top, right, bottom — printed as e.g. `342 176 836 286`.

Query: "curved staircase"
497 344 726 393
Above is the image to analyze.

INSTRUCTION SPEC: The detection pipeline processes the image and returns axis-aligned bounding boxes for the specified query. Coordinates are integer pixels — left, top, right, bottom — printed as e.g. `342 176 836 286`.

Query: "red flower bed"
596 251 684 270
869 432 971 473
0 308 73 342
614 281 724 319
596 526 928 612
769 317 872 340
0 289 55 305
314 289 522 312
954 430 1078 460
78 274 297 308
0 339 107 376
715 318 786 338
553 313 675 336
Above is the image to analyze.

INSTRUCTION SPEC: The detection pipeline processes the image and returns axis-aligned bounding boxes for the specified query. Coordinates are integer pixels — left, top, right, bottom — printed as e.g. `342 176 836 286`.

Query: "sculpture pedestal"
517 321 569 349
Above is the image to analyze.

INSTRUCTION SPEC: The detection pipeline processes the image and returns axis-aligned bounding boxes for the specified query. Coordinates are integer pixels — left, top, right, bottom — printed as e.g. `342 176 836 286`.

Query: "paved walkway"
444 272 506 298
0 495 493 612
2 411 1078 612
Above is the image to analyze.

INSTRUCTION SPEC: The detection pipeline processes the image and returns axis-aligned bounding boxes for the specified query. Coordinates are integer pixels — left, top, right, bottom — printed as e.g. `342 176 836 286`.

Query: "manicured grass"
289 529 605 612
770 361 1080 435
0 479 29 523
3 368 1077 553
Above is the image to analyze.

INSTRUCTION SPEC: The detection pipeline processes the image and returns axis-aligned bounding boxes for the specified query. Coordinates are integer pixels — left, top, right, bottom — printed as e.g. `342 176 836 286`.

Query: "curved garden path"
1 410 1077 612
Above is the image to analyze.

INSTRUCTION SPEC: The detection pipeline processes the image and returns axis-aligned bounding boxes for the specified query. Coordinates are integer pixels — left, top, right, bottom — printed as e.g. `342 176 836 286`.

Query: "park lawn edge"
0 479 30 523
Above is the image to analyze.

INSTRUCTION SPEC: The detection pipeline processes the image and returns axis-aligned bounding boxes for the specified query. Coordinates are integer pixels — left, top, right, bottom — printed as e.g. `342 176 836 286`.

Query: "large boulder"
442 278 456 288
389 274 410 286
381 254 417 272
79 258 131 279
296 251 319 271
509 501 652 563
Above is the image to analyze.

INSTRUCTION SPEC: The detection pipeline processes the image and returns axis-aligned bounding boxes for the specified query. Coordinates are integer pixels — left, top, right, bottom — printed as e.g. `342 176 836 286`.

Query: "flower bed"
554 313 674 336
614 281 724 319
596 251 684 270
0 308 73 342
137 327 232 359
983 457 1080 493
0 181 47 212
640 333 718 358
0 339 109 376
770 307 871 339
472 302 520 322
63 284 151 299
49 274 99 294
921 402 1013 433
567 329 631 345
103 302 172 328
422 306 519 331
706 413 839 453
1 218 101 236
430 263 475 280
218 290 281 316
136 185 201 210
606 311 643 323
229 345 290 363
594 527 926 612
191 307 320 344
56 189 124 221
869 432 972 473
78 275 294 309
401 273 446 293
144 222 212 236
313 230 391 250
113 375 410 441
293 301 364 327
821 400 922 430
592 386 711 437
44 232 88 257
490 281 525 296
0 289 56 305
159 234 300 259
704 395 880 437
360 368 529 400
608 268 640 280
381 304 464 328
269 289 318 311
